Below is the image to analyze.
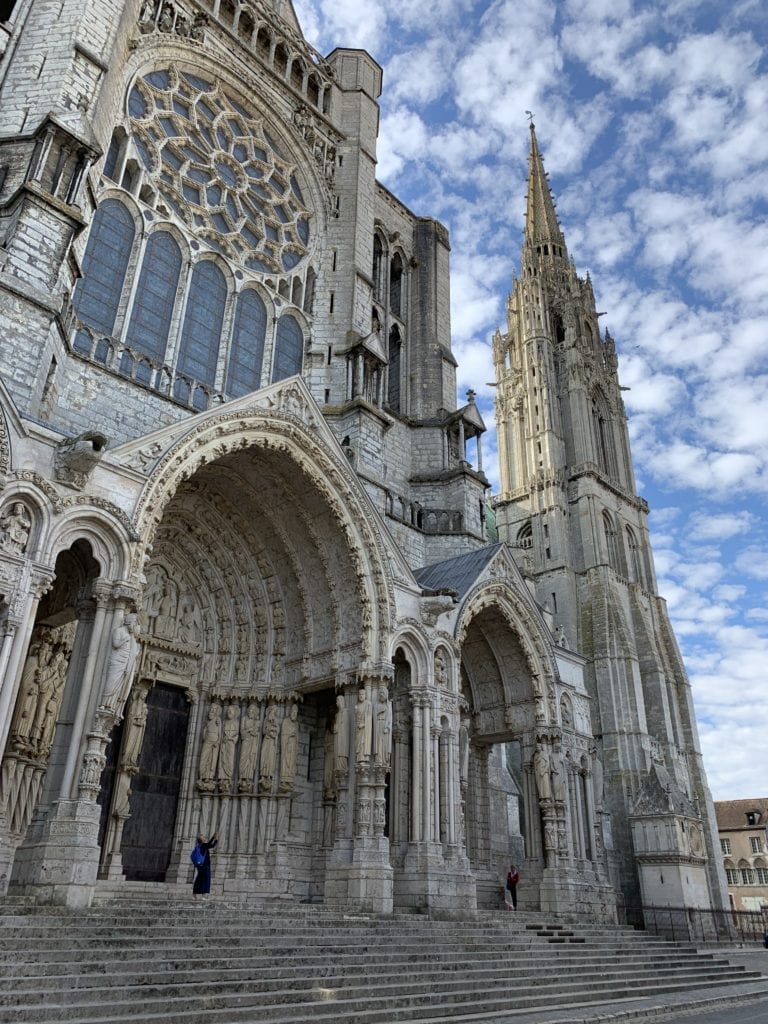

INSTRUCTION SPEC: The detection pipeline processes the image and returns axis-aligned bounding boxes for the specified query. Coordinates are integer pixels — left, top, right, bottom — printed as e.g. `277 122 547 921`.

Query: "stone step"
0 899 760 1024
0 972 759 1024
0 956 747 999
0 945 713 977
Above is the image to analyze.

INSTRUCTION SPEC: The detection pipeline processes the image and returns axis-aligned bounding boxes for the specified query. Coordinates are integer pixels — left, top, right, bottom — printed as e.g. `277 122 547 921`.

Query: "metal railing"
620 903 768 945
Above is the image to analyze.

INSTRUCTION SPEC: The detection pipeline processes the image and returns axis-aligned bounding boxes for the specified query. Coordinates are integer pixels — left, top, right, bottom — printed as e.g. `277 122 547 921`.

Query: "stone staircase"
0 894 764 1024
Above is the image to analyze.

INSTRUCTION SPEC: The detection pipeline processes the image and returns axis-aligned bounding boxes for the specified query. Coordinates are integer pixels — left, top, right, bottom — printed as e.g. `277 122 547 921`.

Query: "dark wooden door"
121 683 190 882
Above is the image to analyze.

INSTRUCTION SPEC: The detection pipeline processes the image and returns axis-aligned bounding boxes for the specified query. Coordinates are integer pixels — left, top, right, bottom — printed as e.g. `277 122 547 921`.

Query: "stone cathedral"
0 0 726 917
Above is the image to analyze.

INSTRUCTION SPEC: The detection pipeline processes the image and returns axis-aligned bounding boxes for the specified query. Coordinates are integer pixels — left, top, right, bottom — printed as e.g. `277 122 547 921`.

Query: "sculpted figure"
0 501 32 555
434 650 448 687
279 704 299 792
11 636 53 753
176 594 201 645
238 703 260 792
155 582 177 638
31 646 69 754
373 687 392 767
459 713 470 785
259 704 278 791
355 687 372 764
143 570 164 635
533 742 552 802
551 747 567 803
217 704 240 788
101 612 141 715
559 695 573 729
121 688 149 770
198 704 221 787
333 694 349 774
591 746 604 812
323 726 336 799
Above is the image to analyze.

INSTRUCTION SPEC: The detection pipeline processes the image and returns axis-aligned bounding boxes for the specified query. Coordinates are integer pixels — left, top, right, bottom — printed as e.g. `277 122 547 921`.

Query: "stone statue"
591 746 604 812
259 704 278 791
198 703 221 789
0 501 32 555
121 688 148 770
551 747 567 803
459 714 470 785
176 593 201 646
10 636 53 753
533 742 552 802
323 726 336 799
373 687 392 767
434 649 448 687
143 569 164 635
217 704 240 788
355 687 372 764
238 703 260 792
31 646 69 755
559 694 573 728
333 694 349 774
101 612 141 715
155 581 177 638
279 703 299 792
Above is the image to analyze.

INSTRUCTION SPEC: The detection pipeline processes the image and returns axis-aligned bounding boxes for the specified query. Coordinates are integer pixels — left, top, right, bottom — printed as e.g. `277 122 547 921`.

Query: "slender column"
60 588 115 799
421 699 431 842
431 723 441 843
59 585 112 800
447 729 457 846
438 727 449 845
391 727 404 843
410 699 422 841
582 766 596 862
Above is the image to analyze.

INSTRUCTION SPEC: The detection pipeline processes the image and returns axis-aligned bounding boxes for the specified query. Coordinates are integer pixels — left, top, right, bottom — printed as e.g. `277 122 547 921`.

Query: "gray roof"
414 544 503 600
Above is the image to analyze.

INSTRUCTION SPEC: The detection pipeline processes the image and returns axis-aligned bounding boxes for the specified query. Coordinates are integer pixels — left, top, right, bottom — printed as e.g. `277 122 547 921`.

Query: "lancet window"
72 65 312 408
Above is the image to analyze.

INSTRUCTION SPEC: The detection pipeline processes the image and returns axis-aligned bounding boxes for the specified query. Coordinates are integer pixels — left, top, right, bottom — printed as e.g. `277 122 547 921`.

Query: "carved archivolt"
457 582 556 691
0 404 10 478
132 408 395 650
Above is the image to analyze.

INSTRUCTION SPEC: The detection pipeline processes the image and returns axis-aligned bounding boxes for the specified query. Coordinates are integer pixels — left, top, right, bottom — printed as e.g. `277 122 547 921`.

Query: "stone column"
58 583 111 800
431 722 441 844
410 697 422 842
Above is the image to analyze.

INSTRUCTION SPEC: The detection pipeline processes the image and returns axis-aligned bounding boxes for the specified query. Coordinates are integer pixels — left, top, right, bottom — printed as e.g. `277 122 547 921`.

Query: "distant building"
715 800 768 911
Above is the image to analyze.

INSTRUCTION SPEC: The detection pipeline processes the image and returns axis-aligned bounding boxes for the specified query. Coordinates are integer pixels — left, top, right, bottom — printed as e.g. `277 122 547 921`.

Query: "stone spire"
523 122 566 257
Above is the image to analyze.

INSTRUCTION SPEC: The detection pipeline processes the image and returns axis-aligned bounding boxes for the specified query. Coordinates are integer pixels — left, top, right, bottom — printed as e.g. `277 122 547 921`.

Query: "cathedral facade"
0 0 726 916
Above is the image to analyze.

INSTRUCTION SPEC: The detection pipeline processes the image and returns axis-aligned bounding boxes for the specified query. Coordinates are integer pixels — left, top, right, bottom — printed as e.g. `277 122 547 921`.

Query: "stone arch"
43 507 133 582
132 404 394 659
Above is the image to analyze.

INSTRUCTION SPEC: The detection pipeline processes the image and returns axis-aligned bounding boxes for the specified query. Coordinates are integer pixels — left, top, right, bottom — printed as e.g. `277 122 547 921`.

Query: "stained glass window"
73 199 135 335
272 314 303 382
227 290 267 397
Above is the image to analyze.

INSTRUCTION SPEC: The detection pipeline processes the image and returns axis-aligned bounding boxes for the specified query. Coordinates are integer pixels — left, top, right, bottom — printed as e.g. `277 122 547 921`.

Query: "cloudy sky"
293 0 768 802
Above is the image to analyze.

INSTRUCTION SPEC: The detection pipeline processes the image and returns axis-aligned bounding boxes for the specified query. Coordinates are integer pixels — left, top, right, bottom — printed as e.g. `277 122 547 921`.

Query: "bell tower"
493 123 727 910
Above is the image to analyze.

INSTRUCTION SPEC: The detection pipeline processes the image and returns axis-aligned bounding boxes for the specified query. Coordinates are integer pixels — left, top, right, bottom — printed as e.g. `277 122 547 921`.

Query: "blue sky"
293 0 768 801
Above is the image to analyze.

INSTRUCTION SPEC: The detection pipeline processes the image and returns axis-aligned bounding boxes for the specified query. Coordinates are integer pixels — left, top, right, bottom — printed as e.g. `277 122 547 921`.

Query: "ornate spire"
524 121 566 257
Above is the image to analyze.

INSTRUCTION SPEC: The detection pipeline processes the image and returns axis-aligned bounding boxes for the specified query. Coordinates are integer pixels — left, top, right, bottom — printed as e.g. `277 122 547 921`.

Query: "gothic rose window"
128 66 311 275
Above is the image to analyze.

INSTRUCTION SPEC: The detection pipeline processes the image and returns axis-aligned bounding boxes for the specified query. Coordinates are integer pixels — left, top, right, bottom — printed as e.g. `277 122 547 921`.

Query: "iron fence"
619 903 768 945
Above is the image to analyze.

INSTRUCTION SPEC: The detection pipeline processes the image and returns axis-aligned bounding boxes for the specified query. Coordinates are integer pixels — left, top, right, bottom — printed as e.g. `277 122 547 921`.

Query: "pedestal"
8 797 101 907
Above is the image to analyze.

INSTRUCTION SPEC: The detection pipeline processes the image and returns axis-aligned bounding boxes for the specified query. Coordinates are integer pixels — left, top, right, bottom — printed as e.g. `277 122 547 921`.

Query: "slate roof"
414 544 503 600
714 798 768 830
